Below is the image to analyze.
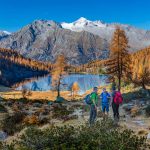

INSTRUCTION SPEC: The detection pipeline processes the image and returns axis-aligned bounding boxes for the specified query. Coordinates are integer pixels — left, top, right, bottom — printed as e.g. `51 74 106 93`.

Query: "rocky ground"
0 84 150 145
0 97 150 145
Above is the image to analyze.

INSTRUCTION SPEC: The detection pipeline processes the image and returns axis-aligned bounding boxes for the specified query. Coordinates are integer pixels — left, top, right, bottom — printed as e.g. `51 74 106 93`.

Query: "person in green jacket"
89 87 98 125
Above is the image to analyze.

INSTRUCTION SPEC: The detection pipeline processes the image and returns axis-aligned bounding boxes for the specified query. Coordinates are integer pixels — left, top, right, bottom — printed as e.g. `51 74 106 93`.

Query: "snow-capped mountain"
62 17 150 51
0 20 108 65
62 17 107 31
0 18 150 65
0 30 11 35
0 30 11 39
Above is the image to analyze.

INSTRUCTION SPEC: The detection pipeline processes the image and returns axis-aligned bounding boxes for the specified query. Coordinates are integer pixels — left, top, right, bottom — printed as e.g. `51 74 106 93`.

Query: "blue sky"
0 0 150 32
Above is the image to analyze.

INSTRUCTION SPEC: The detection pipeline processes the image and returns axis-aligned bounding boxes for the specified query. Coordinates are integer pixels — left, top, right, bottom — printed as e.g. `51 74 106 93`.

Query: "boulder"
33 103 42 108
0 131 7 141
55 97 66 103
147 133 150 140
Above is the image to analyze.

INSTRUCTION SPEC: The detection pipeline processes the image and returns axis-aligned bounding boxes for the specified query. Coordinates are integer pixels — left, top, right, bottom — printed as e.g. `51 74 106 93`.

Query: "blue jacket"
100 92 110 103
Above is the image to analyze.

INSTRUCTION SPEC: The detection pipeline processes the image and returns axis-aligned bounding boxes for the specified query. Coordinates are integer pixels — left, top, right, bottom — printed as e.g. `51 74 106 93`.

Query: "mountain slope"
0 30 11 39
131 46 150 73
0 48 50 87
74 46 150 74
0 20 108 65
0 18 150 65
62 17 150 52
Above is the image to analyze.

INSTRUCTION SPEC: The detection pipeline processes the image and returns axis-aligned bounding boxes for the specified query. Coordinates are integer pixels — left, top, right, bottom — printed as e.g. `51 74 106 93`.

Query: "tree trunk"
142 82 146 90
57 78 61 97
118 74 121 91
117 32 121 92
73 91 74 100
57 88 60 97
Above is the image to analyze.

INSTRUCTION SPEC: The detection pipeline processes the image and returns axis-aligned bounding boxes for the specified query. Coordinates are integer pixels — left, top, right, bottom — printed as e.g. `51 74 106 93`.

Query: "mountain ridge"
0 18 150 65
61 17 150 51
0 19 109 65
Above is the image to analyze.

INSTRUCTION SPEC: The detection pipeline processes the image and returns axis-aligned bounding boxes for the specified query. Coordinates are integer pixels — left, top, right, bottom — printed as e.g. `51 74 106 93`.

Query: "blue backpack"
84 93 93 105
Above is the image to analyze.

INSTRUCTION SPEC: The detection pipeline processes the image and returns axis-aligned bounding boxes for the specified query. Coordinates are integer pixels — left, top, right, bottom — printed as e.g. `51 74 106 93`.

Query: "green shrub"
17 98 29 104
1 112 26 135
52 105 73 120
0 142 16 150
122 89 150 103
145 105 150 117
0 104 7 112
5 119 149 150
55 97 66 103
38 117 49 125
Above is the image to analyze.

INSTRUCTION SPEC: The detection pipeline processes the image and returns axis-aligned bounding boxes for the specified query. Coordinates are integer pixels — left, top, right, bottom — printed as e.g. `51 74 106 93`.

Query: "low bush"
0 104 7 113
52 105 73 120
17 98 29 104
138 129 148 136
23 115 39 125
38 117 49 125
55 96 66 103
23 115 49 126
130 106 141 117
122 89 150 103
145 105 150 117
1 112 26 135
3 119 149 150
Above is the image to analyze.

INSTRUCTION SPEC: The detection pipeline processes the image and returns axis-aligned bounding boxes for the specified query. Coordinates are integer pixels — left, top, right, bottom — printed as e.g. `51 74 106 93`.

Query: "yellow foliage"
105 26 131 90
0 48 52 72
51 55 67 97
23 115 39 125
131 106 139 117
72 82 80 93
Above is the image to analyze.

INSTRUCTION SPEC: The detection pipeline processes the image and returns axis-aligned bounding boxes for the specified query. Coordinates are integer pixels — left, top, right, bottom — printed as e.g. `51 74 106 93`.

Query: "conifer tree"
132 65 150 89
71 82 80 99
51 55 67 97
105 27 131 91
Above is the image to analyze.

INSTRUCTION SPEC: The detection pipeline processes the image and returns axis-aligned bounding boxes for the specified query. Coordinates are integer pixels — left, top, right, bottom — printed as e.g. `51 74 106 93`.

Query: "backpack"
84 93 93 105
113 91 123 105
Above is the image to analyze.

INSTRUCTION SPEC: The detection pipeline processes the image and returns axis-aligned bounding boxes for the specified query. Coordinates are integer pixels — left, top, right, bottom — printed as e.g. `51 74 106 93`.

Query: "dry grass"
137 129 148 136
130 106 140 117
0 90 83 101
0 84 148 101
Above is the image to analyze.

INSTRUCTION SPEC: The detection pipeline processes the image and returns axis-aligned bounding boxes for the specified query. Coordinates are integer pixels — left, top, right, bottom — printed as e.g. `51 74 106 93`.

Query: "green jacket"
90 92 98 106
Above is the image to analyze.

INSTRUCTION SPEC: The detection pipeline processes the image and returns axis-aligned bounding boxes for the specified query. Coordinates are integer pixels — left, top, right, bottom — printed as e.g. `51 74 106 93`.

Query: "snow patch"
61 17 107 31
3 31 11 35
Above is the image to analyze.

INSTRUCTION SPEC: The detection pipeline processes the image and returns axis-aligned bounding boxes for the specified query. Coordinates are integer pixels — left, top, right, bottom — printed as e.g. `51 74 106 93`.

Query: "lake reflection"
17 74 107 94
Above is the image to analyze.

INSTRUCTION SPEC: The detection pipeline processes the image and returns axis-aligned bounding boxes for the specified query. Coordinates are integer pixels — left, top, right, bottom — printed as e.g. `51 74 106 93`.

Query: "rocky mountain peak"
0 18 150 65
0 30 11 39
74 17 90 23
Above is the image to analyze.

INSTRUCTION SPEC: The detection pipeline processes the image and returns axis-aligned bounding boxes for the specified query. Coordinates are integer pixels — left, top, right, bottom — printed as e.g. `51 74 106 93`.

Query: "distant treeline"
0 48 52 72
71 47 150 74
0 46 150 87
0 48 52 87
131 47 150 73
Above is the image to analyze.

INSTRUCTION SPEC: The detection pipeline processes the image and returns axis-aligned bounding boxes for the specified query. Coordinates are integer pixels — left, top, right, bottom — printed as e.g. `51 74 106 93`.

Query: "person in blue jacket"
100 88 111 118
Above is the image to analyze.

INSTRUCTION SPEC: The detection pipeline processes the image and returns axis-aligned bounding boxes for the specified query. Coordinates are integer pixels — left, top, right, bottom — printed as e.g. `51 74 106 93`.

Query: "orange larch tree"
71 82 80 99
132 65 150 89
105 26 131 91
51 55 67 97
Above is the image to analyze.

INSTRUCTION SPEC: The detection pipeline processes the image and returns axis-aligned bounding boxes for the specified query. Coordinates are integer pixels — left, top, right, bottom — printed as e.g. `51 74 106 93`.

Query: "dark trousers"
89 105 97 125
112 102 119 120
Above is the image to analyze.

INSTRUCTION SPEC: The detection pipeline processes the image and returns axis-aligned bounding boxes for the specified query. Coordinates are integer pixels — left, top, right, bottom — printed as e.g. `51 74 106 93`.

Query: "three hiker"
89 87 98 125
110 87 123 121
85 86 123 125
100 88 111 118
